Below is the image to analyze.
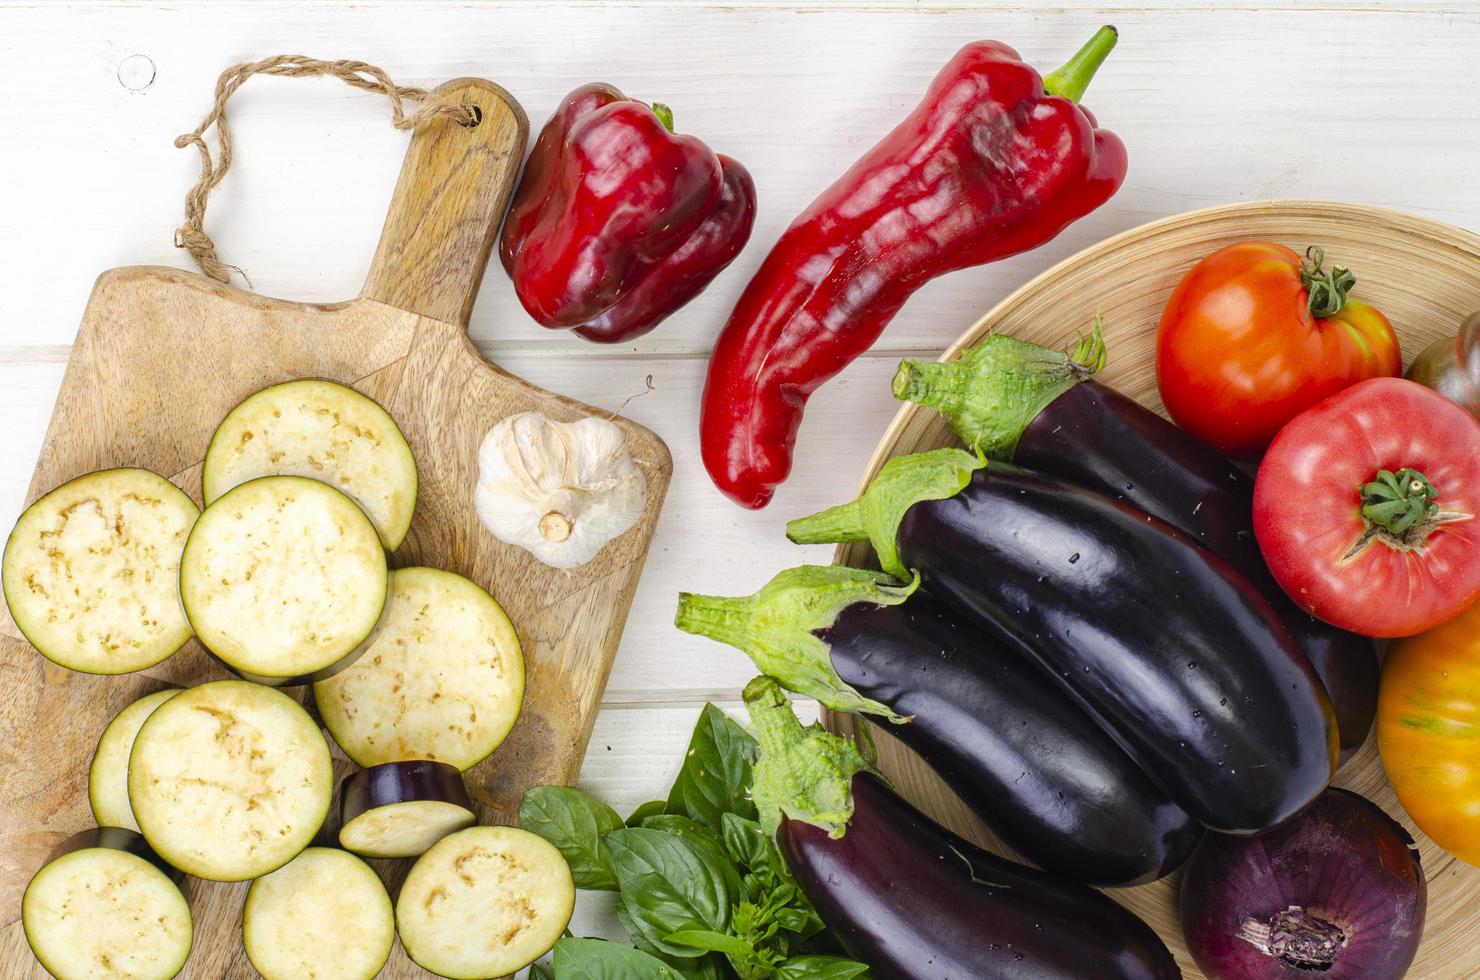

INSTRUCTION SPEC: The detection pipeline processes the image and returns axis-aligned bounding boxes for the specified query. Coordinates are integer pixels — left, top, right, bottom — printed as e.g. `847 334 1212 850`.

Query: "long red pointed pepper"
700 27 1128 508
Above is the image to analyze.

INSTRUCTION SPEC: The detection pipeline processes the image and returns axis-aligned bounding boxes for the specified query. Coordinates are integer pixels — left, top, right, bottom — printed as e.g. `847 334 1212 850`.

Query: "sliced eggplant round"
202 378 418 550
396 825 574 980
242 846 394 980
129 680 333 881
3 467 198 674
23 828 193 980
180 475 388 683
339 760 476 858
89 687 183 832
315 567 524 771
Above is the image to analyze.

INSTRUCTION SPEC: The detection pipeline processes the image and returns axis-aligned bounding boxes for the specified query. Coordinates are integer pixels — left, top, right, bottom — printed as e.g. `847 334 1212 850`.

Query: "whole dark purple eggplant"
788 449 1337 835
892 327 1378 759
744 676 1181 980
676 565 1199 886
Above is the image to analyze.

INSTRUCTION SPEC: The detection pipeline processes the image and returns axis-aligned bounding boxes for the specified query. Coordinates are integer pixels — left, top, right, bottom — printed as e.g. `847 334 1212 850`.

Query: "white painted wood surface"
2 0 1479 969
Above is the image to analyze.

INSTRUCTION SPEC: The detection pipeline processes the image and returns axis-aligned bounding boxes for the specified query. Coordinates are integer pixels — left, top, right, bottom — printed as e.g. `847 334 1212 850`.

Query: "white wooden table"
4 0 1479 966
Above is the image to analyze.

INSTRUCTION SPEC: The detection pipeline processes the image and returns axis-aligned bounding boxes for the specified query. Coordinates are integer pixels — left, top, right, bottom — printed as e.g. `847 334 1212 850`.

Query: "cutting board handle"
361 78 530 326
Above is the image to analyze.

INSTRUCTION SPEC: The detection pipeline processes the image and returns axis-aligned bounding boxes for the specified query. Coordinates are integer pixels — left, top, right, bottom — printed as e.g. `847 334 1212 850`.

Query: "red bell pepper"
699 27 1128 509
499 83 756 343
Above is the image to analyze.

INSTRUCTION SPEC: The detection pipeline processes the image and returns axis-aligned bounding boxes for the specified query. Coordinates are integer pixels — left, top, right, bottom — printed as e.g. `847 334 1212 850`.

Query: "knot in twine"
173 55 479 285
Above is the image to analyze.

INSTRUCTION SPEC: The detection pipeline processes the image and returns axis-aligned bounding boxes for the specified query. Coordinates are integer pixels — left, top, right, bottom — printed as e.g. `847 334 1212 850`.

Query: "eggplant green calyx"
1361 467 1438 534
1042 25 1118 105
650 102 675 132
1300 246 1355 319
675 565 918 723
786 447 986 579
744 675 877 839
893 318 1106 460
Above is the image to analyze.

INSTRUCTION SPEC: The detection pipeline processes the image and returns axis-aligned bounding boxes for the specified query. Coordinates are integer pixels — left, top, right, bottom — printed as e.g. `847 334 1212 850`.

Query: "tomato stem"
1301 246 1355 319
1360 467 1438 534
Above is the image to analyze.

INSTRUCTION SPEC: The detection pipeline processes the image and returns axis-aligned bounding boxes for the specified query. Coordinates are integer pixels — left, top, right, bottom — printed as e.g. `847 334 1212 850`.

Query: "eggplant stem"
788 447 985 579
675 567 916 723
786 500 869 545
744 675 878 837
893 327 1102 461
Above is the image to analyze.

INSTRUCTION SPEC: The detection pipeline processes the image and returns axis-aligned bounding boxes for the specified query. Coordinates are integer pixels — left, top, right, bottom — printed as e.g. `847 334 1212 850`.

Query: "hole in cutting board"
116 54 156 92
461 105 483 128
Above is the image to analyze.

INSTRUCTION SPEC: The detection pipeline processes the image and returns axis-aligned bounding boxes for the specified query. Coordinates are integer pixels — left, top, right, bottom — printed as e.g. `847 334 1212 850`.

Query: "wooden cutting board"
833 201 1480 979
0 76 671 978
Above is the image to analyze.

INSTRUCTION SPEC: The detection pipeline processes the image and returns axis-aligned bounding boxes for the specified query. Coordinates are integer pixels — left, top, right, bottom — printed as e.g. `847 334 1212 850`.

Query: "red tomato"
1253 377 1480 637
1157 241 1400 455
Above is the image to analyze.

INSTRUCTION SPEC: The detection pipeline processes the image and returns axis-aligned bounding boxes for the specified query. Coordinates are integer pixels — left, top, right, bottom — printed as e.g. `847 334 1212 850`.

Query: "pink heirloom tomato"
1253 377 1480 637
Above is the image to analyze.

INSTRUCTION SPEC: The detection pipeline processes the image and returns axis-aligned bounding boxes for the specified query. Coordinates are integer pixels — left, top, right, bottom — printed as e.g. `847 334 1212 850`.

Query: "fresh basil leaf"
721 813 787 879
643 814 728 852
774 905 823 936
551 937 684 978
641 814 745 904
776 955 871 979
666 704 759 831
665 929 755 958
615 904 731 980
605 827 735 959
673 952 730 980
627 799 669 826
615 900 661 954
520 785 624 890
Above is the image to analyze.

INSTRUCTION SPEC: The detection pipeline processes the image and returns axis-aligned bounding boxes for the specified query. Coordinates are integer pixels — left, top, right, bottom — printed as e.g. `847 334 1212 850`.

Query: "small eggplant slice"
315 567 524 772
23 828 193 980
128 680 333 881
243 847 394 980
789 449 1338 835
339 760 477 858
396 825 575 979
89 688 183 832
3 468 198 674
180 475 388 684
202 379 419 551
677 565 1200 886
745 677 1179 980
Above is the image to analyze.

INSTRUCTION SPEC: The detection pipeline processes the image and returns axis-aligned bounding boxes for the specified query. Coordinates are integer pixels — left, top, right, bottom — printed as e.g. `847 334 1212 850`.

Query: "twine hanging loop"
173 55 478 284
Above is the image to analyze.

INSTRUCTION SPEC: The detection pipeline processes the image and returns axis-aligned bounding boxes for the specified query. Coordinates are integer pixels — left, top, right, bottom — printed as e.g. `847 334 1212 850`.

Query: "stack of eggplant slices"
3 379 576 980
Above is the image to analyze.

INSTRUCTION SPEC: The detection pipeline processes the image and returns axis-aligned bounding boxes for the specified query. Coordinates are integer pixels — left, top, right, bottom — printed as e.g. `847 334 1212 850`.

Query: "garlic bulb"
475 411 647 569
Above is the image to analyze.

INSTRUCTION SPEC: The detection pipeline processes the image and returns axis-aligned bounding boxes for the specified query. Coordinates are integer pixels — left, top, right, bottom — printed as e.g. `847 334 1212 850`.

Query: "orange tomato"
1378 598 1480 866
1156 241 1401 455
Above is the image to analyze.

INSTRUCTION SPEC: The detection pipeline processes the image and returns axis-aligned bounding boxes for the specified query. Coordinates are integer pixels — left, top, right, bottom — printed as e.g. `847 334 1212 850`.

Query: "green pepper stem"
650 102 675 132
1042 25 1118 103
675 566 916 722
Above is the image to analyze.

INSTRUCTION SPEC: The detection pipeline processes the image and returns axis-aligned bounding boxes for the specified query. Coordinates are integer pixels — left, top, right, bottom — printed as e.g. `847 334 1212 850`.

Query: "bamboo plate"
829 200 1480 979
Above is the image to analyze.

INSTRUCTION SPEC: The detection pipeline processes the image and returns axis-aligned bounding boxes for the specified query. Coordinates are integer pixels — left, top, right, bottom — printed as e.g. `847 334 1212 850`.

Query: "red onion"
1180 788 1425 979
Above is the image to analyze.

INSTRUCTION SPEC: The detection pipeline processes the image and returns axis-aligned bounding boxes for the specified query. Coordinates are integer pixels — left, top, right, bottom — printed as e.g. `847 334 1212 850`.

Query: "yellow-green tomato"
1378 599 1480 866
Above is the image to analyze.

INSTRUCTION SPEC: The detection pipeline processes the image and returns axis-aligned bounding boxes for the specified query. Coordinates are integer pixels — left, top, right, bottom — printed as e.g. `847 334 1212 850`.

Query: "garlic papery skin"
475 411 647 569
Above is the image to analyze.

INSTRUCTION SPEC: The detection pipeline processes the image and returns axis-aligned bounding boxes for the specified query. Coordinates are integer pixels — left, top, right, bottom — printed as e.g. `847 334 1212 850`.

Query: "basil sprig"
520 702 871 979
